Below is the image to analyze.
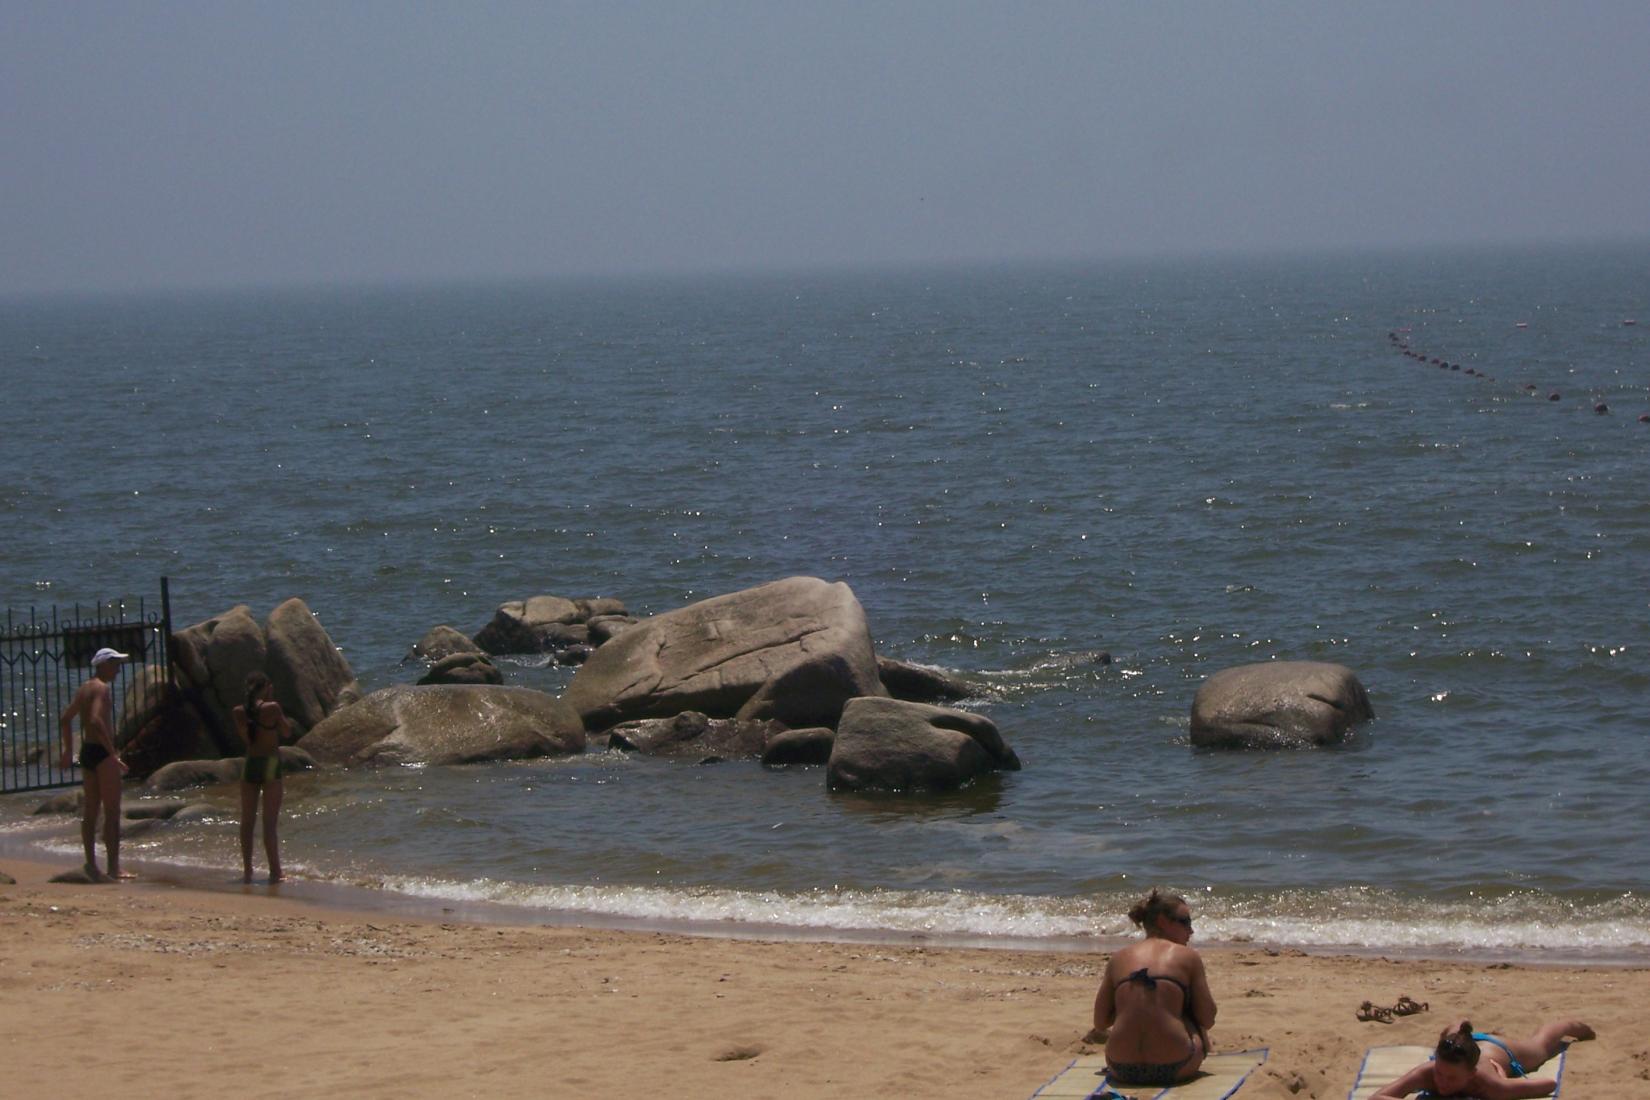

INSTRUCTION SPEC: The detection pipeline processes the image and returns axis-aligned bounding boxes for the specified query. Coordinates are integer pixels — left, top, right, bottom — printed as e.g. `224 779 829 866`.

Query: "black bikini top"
1115 967 1191 999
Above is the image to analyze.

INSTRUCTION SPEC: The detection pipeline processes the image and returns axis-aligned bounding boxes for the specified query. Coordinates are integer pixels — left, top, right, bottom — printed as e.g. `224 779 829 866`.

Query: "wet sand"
1 856 1644 1099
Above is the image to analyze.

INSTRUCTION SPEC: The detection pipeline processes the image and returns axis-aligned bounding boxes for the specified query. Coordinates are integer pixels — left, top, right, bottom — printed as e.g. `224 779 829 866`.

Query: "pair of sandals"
1356 995 1429 1023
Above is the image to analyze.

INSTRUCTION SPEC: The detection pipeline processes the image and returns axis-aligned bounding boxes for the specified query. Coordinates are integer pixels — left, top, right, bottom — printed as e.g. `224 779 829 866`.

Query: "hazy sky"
5 2 1649 294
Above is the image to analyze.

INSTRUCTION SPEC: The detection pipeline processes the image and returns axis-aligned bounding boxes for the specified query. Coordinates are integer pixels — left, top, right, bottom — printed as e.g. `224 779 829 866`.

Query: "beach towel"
1032 1049 1268 1100
1346 1045 1566 1099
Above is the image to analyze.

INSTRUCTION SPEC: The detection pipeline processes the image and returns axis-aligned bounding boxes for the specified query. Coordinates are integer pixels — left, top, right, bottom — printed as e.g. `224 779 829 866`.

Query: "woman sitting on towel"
1092 888 1217 1087
1373 1018 1595 1098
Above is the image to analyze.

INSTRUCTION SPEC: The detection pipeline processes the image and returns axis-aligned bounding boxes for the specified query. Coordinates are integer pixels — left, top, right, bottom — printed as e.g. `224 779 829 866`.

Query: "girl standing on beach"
1372 1018 1595 1098
232 672 287 884
1092 889 1217 1087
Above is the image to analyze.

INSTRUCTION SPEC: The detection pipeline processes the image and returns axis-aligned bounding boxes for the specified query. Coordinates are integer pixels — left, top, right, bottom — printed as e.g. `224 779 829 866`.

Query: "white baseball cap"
90 647 128 668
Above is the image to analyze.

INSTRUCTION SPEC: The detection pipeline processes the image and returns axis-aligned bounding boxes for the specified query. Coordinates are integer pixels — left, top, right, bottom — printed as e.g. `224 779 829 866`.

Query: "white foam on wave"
359 876 1650 958
374 875 1103 939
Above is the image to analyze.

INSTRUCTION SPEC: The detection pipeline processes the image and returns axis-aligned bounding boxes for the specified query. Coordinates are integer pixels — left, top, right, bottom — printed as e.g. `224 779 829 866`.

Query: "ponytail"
244 672 272 724
1127 888 1187 930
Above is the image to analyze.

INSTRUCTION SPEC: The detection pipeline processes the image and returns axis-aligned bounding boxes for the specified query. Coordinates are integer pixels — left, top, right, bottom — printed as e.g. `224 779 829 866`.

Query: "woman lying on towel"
1373 1018 1595 1098
1092 889 1217 1087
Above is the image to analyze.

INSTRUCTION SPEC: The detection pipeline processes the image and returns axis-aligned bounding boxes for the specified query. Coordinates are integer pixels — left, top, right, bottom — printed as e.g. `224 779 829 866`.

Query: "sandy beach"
0 857 1642 1099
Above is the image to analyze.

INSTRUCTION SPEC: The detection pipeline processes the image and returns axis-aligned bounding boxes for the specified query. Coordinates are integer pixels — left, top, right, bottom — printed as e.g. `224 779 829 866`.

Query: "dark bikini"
1105 967 1205 1087
242 707 283 786
1416 1033 1529 1098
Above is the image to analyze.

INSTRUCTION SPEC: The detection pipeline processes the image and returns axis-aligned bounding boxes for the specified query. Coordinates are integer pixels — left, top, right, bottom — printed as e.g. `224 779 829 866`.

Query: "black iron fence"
0 578 174 794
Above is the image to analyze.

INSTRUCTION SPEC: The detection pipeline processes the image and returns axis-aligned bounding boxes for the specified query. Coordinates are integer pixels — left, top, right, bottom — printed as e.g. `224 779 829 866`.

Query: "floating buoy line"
1385 327 1646 423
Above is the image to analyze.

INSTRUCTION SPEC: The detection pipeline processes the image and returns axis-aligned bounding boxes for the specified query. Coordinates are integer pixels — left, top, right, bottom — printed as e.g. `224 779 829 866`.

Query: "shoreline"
2 853 1646 1099
6 828 1649 970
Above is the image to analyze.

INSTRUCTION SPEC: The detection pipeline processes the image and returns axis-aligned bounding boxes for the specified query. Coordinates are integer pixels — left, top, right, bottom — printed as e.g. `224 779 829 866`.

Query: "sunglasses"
1437 1036 1476 1062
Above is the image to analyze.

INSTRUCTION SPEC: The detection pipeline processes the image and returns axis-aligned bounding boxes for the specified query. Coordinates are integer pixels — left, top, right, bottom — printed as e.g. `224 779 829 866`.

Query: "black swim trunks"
78 741 111 770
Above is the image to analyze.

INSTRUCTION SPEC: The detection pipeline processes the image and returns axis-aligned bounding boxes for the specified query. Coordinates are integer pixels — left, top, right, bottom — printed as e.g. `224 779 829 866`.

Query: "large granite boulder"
172 605 267 746
418 652 504 686
826 697 1021 792
1189 661 1374 748
266 598 357 732
606 711 783 760
563 577 886 732
298 685 585 766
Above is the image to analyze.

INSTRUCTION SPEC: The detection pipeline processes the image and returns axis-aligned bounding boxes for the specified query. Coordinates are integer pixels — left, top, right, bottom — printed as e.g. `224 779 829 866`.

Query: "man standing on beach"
58 647 130 882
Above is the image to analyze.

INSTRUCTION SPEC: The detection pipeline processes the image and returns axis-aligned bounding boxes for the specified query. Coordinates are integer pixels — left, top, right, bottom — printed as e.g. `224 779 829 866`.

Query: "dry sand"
1 856 1645 1099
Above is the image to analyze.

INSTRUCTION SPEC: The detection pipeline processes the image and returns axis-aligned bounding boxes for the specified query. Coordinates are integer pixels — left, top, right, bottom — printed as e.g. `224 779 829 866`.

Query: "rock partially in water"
298 685 585 766
146 747 316 791
876 657 976 703
606 711 782 760
826 697 1021 792
33 789 84 815
474 595 627 656
760 726 836 767
146 758 242 791
123 800 190 821
565 576 885 732
407 625 483 663
418 652 504 686
1189 661 1374 749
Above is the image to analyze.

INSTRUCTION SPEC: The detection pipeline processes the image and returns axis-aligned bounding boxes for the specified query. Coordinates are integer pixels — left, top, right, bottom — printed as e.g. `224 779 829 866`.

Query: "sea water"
2 243 1647 959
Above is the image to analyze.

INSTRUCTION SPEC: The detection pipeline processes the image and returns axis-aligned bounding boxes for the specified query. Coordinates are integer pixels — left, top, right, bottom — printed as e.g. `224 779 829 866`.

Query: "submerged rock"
1189 661 1374 749
146 747 316 792
33 789 85 815
474 595 627 656
407 625 484 663
876 657 975 703
417 652 504 686
606 711 782 760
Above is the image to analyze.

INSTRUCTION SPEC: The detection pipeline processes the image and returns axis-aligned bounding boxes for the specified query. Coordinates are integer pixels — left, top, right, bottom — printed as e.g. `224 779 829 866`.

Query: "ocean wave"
361 875 1650 959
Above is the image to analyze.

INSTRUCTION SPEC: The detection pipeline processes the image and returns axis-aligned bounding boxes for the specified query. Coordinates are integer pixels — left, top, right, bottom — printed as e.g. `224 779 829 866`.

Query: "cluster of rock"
348 576 1017 792
75 577 1379 817
404 596 639 687
116 598 360 779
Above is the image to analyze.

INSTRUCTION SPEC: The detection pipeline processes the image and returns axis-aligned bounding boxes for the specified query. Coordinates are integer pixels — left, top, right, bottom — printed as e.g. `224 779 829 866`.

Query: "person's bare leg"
97 756 128 879
262 779 283 883
80 771 108 882
1502 1020 1596 1073
239 781 259 883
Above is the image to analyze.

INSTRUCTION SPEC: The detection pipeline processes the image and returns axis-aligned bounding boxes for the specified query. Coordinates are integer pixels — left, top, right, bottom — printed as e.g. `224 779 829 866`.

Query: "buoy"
1548 392 1561 401
1524 383 1537 391
1639 413 1649 423
1594 402 1609 414
1625 319 1637 326
1516 322 1529 329
1464 368 1476 376
1450 364 1461 371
